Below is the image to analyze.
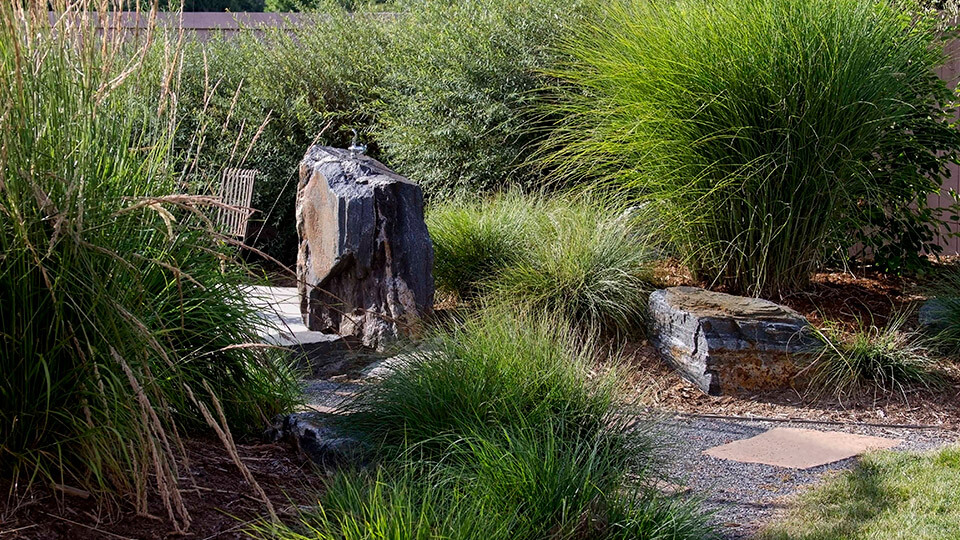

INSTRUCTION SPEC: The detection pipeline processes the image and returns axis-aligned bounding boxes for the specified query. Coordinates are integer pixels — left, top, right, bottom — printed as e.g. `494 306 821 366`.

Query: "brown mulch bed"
778 269 925 330
624 341 960 430
652 259 931 328
633 263 960 430
0 438 323 540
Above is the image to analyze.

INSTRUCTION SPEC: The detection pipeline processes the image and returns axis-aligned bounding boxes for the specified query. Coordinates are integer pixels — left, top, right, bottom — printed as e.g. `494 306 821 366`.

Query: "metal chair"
216 168 257 238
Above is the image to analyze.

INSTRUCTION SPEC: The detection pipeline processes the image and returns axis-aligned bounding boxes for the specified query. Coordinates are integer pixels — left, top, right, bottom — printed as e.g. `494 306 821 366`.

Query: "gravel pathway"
249 287 958 539
657 414 956 539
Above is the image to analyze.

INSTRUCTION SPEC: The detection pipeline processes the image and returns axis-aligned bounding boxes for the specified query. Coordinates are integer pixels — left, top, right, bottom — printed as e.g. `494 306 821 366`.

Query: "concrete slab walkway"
248 285 341 348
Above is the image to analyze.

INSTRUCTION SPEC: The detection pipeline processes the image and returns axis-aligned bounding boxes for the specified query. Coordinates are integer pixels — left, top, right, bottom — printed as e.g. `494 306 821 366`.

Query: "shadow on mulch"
0 438 324 540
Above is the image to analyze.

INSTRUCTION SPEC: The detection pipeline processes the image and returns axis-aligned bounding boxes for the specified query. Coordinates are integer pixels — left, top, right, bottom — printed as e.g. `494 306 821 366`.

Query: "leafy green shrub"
156 11 390 264
429 193 658 335
259 309 714 540
162 0 581 266
374 0 586 197
544 0 960 295
802 314 938 397
0 4 298 518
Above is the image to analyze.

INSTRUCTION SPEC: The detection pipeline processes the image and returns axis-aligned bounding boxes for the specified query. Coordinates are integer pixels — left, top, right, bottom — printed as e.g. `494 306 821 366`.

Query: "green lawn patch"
761 446 960 540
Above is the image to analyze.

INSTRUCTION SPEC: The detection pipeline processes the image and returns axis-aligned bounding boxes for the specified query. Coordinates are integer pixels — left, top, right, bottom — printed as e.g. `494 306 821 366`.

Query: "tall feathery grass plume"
0 1 299 530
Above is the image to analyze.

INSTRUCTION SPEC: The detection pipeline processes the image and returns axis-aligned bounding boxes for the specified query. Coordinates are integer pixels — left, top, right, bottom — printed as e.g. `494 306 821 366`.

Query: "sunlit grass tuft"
428 192 658 336
802 313 939 397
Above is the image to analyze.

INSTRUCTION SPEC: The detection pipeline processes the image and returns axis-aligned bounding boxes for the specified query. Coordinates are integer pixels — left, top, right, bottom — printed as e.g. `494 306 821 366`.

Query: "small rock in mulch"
265 411 367 470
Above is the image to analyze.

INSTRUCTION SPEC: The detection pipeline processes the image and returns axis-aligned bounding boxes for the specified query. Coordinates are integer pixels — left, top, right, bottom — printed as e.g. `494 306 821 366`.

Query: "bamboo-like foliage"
0 1 298 528
542 0 960 296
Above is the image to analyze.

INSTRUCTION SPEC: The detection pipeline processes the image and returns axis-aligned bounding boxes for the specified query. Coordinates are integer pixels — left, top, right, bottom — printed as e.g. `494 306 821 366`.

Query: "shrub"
802 314 938 397
374 0 586 197
257 309 715 540
155 10 390 264
163 0 582 266
544 0 960 295
0 3 298 520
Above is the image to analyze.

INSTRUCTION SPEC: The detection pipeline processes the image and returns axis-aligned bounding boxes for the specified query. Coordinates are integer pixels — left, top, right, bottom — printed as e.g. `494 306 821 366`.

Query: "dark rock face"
264 412 366 470
296 146 435 349
648 286 818 395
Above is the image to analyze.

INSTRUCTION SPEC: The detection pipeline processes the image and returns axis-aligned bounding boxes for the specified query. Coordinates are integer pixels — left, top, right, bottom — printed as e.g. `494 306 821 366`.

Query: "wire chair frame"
216 168 257 238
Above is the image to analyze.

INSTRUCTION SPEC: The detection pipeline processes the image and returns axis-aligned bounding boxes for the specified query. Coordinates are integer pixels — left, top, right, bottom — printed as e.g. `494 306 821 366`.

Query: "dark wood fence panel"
933 38 960 255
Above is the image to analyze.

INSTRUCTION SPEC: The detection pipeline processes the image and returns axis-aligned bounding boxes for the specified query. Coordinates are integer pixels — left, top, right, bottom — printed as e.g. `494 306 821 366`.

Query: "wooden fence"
933 38 960 255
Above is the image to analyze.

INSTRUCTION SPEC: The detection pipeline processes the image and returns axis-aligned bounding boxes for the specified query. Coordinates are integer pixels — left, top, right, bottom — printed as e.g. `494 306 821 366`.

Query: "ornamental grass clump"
0 2 298 526
259 309 715 540
340 308 624 456
428 192 658 336
426 192 534 299
544 0 960 295
491 197 658 336
803 313 939 397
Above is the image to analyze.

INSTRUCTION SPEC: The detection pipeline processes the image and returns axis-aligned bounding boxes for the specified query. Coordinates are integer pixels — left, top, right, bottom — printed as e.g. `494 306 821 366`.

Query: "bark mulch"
0 438 323 540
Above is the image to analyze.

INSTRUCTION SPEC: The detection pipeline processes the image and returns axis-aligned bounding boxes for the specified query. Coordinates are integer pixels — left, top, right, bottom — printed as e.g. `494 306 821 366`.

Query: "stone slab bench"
648 286 818 395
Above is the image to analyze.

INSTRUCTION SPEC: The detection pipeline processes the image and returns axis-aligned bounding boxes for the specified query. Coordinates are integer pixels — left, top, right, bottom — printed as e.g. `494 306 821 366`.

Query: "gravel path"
296 370 958 539
250 287 958 539
656 414 956 539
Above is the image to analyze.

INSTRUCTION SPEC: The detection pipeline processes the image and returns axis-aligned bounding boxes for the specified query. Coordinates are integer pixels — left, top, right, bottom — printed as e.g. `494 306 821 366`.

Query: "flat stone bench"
648 286 818 395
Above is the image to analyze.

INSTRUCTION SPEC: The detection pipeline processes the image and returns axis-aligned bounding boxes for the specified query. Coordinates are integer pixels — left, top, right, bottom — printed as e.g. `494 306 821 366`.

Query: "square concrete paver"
703 427 902 469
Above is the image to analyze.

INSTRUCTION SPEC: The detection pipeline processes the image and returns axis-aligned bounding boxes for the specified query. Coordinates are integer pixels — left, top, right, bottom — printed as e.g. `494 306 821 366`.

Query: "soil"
777 268 925 330
0 438 324 540
632 263 960 429
651 259 930 329
624 341 960 429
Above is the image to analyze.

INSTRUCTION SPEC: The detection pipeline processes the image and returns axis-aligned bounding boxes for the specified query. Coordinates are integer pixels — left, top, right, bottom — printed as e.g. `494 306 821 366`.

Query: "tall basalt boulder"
648 286 818 395
296 146 434 349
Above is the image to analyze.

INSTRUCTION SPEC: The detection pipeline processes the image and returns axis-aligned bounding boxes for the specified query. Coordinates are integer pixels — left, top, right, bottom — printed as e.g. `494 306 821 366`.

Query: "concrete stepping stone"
703 427 902 469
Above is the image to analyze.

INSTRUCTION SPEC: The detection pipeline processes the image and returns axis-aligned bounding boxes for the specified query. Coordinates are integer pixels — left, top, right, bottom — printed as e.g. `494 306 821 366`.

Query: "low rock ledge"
648 286 818 395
